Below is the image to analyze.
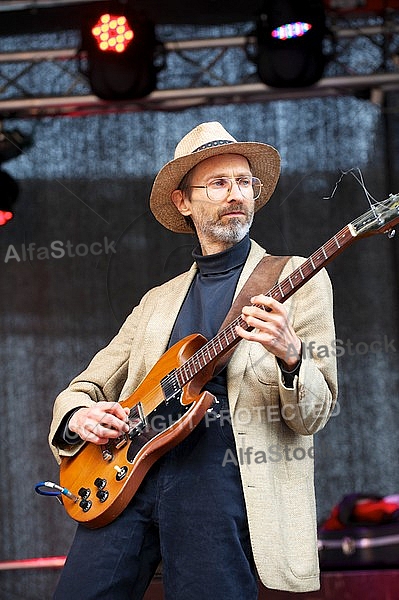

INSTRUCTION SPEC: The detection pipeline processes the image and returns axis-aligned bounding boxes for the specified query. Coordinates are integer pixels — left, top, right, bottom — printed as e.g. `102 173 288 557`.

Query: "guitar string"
323 168 377 208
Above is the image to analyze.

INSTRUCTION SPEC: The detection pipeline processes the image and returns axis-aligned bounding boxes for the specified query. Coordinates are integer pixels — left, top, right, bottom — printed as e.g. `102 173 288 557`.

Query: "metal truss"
2 17 399 119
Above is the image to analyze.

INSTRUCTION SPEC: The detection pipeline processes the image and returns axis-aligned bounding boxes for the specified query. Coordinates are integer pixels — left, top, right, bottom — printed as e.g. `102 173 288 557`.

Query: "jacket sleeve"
238 256 338 436
277 257 338 434
48 292 148 463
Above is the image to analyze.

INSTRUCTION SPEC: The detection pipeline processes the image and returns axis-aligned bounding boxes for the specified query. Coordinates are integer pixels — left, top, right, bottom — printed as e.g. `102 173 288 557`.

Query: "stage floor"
143 569 399 599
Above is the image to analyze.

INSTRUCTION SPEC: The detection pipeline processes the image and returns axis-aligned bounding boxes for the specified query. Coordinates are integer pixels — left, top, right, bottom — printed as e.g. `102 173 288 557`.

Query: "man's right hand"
68 401 130 445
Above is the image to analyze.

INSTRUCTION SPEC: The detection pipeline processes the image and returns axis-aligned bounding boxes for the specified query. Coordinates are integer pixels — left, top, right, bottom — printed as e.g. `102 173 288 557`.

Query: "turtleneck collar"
192 234 250 276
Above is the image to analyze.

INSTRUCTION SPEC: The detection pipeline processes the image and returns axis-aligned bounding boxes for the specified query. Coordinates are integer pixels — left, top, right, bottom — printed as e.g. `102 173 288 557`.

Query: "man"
49 121 338 599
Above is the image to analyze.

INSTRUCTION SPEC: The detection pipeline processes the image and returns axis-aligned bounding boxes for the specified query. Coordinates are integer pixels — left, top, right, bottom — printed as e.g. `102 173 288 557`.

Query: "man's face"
175 153 256 254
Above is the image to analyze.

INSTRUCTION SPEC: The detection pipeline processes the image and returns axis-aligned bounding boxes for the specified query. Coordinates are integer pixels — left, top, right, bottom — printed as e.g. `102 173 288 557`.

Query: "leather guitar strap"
214 254 291 373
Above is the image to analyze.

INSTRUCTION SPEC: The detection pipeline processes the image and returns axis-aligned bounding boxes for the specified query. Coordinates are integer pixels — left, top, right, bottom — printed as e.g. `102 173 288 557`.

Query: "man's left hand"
236 294 301 370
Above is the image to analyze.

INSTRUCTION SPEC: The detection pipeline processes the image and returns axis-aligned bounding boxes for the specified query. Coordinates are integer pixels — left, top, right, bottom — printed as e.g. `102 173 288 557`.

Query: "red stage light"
91 14 134 53
0 210 13 226
0 170 18 226
81 11 163 100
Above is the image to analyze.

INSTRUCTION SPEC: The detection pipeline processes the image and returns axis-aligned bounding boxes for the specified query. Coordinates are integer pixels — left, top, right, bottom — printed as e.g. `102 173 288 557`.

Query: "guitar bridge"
127 402 147 439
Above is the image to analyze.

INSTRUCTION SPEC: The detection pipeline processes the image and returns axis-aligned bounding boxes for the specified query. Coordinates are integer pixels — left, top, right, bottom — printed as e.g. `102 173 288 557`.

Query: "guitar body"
59 333 216 528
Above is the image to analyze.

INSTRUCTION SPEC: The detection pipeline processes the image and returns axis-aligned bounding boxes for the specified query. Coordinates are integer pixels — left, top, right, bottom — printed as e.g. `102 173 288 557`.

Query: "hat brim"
149 141 281 234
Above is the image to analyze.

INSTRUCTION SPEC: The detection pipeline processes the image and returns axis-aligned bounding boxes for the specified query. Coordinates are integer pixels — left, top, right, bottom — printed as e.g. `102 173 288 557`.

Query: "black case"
318 522 399 570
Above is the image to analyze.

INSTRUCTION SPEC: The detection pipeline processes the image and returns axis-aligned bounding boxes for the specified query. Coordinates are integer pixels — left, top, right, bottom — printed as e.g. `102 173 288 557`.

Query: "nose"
227 179 245 201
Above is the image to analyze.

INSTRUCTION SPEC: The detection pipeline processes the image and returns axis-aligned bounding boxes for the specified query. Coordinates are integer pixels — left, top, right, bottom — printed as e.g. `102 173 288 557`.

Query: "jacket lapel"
144 264 197 371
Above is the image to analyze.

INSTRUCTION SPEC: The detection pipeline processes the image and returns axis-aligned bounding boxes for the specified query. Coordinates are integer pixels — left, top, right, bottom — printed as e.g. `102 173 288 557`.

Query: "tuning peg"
387 228 396 238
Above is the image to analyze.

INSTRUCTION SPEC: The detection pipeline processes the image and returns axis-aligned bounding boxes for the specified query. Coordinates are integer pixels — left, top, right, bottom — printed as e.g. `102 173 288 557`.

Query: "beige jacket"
49 239 337 593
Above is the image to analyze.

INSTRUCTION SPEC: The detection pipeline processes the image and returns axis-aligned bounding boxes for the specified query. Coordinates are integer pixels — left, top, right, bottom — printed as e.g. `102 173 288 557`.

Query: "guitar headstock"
351 194 399 238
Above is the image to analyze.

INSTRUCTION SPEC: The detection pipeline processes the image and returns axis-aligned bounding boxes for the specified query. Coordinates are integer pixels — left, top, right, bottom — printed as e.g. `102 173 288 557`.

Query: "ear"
171 189 192 217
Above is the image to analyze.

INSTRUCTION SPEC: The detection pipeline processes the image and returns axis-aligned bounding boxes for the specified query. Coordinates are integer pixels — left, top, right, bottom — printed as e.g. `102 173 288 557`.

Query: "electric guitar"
59 194 399 528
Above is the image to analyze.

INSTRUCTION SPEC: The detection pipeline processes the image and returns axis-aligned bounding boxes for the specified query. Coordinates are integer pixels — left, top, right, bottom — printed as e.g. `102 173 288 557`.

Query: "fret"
222 329 230 346
292 271 302 282
209 340 218 356
333 234 341 249
194 354 203 370
216 336 224 352
321 245 328 259
177 365 188 387
184 362 194 379
197 349 206 367
225 328 237 343
271 289 280 300
302 260 313 277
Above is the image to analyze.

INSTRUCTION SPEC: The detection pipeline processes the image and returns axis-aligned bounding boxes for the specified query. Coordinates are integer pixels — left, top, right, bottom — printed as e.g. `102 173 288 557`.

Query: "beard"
194 202 255 245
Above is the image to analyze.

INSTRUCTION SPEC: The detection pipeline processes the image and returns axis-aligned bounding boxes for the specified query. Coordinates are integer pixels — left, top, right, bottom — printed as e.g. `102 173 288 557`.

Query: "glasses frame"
187 176 263 203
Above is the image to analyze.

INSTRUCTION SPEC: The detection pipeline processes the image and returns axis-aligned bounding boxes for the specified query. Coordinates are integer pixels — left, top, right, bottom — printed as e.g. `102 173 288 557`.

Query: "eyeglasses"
187 176 263 203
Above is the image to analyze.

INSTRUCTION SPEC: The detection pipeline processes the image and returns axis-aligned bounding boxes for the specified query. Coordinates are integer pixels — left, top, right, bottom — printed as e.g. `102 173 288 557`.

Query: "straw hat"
149 121 281 234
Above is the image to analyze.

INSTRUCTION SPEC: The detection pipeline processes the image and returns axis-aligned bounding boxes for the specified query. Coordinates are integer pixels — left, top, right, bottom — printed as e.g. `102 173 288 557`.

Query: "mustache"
218 203 249 217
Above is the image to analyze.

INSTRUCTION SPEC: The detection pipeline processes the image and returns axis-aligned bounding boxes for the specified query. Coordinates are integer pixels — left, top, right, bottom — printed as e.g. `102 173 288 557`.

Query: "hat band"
192 139 234 153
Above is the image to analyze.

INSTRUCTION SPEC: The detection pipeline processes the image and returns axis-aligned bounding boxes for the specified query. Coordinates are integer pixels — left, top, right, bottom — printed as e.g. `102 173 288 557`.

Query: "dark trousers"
53 400 258 600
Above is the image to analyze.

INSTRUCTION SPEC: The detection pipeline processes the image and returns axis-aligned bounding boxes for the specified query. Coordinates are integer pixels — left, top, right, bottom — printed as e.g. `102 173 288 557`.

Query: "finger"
102 402 130 421
97 412 129 432
80 429 111 445
89 421 125 441
240 308 281 335
236 323 278 346
241 300 277 320
250 294 277 311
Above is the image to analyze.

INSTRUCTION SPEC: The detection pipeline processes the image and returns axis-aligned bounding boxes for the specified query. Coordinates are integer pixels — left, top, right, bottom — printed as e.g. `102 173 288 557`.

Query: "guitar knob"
79 499 92 512
78 487 91 500
94 477 107 490
96 489 109 503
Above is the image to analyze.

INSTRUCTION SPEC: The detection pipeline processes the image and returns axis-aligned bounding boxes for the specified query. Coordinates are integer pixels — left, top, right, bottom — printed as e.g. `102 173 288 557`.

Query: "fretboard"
175 223 356 387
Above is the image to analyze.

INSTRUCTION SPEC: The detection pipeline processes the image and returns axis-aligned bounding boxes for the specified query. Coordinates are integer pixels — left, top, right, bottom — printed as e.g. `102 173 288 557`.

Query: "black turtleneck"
168 234 250 399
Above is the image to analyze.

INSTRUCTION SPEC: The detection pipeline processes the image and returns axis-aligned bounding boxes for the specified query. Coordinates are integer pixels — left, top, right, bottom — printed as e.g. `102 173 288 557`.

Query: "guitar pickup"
160 370 181 405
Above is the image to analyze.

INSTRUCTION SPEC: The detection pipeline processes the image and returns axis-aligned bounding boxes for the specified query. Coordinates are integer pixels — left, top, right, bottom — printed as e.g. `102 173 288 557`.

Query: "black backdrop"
0 97 398 599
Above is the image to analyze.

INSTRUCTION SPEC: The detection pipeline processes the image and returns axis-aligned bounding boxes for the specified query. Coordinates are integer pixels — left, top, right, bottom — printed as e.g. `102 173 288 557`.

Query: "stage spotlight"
91 13 134 53
80 8 164 100
0 170 19 226
255 0 327 87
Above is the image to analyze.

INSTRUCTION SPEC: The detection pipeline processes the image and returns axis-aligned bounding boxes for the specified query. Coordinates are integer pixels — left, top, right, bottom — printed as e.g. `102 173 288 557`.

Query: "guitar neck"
268 223 356 303
176 223 357 387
